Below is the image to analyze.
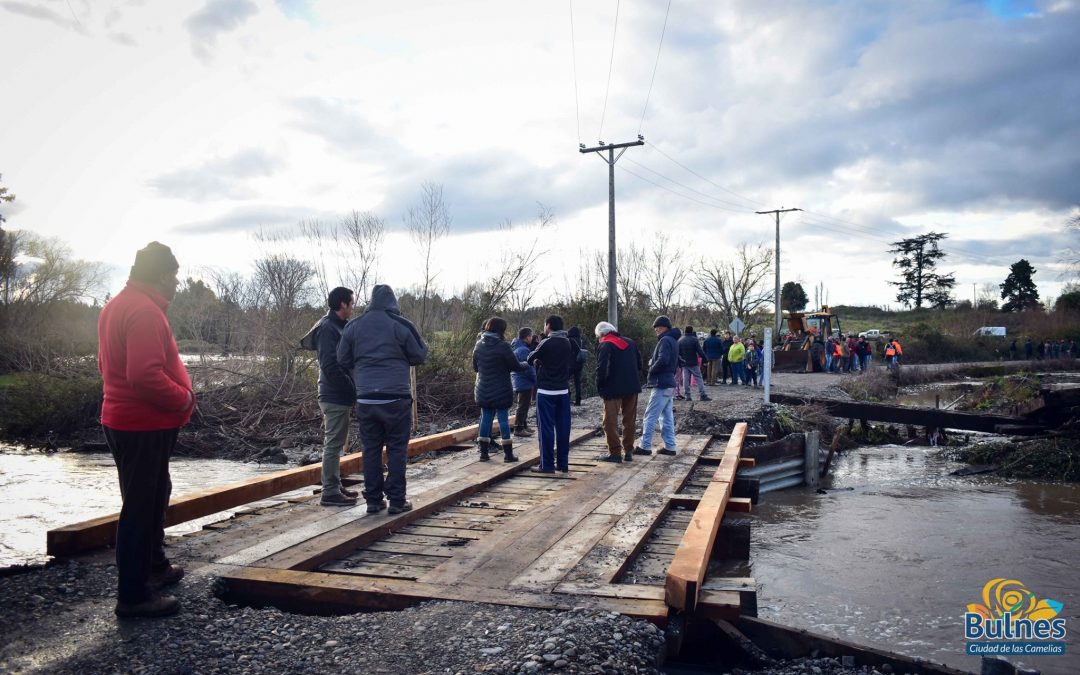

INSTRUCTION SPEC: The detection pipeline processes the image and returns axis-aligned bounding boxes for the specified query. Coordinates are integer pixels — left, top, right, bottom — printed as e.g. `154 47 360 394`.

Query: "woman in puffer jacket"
473 317 529 462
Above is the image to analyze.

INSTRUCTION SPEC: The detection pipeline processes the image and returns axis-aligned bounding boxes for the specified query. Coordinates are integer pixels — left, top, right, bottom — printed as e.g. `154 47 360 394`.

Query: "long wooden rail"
665 422 747 612
46 425 483 557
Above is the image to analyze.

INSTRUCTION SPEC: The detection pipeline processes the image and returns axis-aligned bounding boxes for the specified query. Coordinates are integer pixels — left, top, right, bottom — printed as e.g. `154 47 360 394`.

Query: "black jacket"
720 337 734 362
338 285 428 400
473 332 527 409
595 333 642 400
677 334 706 368
528 330 574 392
316 311 355 406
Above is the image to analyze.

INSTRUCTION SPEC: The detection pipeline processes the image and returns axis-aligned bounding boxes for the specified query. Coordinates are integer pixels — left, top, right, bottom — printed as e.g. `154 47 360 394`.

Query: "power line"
624 158 759 211
645 140 765 209
597 0 620 142
616 164 750 213
569 0 582 144
638 0 672 135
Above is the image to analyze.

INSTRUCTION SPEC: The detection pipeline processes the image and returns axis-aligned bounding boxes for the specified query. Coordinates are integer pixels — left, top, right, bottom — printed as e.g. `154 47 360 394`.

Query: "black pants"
570 368 583 404
356 400 412 506
721 357 732 383
104 426 177 604
513 389 532 429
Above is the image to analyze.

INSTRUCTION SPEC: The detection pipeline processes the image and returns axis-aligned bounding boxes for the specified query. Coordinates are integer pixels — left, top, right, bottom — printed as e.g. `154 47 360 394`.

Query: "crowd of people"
808 334 905 373
1011 337 1077 361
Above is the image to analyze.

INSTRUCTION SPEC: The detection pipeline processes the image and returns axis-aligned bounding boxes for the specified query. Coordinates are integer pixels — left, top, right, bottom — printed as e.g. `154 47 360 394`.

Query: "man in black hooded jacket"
338 285 428 514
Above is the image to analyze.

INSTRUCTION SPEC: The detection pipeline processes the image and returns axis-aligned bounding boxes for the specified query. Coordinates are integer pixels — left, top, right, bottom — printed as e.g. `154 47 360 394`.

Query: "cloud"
0 1 82 32
288 97 407 165
172 204 330 234
184 0 258 61
149 148 281 201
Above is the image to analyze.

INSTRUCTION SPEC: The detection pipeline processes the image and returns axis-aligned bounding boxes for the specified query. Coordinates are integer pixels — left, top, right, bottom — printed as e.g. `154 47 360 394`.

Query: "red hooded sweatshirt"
98 280 195 431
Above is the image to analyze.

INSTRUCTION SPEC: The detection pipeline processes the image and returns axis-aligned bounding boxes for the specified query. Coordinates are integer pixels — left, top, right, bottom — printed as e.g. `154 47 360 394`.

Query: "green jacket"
728 342 746 363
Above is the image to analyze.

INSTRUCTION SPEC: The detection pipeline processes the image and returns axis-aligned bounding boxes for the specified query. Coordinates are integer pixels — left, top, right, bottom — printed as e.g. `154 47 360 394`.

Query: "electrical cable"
569 0 582 144
638 0 671 136
598 0 620 142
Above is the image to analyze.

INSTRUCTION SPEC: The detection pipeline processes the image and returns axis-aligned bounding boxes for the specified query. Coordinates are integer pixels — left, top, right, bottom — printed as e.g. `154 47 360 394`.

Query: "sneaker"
148 563 184 589
658 448 677 456
529 466 555 474
341 486 359 499
556 467 569 473
623 450 633 462
700 395 712 401
513 428 534 437
388 501 413 514
320 492 358 507
115 593 180 619
366 500 387 514
596 453 622 463
674 395 686 401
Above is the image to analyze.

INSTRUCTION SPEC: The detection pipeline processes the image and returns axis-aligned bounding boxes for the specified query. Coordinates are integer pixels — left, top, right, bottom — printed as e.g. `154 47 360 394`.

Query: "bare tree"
252 254 314 376
406 182 451 332
640 234 688 315
0 232 107 307
300 211 385 307
341 210 384 304
692 243 774 323
501 203 554 325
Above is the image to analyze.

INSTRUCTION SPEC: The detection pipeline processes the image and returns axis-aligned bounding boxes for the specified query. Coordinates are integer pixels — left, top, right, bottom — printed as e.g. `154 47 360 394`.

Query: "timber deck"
49 423 756 624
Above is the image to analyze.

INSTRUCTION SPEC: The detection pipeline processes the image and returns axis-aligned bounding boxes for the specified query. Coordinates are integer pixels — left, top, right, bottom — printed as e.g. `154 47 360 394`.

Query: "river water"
0 446 285 569
744 443 1080 675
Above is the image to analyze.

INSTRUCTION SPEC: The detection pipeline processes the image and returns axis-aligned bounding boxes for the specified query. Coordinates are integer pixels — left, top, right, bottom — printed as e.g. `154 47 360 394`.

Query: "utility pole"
756 207 801 337
580 136 645 326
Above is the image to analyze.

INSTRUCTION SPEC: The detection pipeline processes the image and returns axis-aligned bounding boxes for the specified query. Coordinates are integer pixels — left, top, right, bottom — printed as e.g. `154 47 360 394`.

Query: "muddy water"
0 447 285 569
742 444 1080 675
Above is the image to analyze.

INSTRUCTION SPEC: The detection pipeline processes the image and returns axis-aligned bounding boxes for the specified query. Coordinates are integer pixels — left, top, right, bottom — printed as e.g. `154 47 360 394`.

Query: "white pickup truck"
858 329 889 340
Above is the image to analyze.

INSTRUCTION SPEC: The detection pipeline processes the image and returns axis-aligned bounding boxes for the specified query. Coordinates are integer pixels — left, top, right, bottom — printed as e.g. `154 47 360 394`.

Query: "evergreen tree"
1000 259 1041 312
780 281 808 312
888 231 956 308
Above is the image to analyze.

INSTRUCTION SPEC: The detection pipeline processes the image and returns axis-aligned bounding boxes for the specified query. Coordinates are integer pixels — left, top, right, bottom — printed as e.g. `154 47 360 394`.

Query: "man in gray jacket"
338 285 428 514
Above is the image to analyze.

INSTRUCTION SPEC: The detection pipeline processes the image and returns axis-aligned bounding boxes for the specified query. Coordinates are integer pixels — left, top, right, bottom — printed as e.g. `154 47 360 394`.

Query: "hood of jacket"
367 284 400 314
600 333 629 350
479 331 502 345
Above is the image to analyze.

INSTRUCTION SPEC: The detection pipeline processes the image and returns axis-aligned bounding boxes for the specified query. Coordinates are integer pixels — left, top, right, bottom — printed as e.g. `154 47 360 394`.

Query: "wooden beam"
738 457 756 469
214 565 669 624
47 424 483 557
665 423 746 612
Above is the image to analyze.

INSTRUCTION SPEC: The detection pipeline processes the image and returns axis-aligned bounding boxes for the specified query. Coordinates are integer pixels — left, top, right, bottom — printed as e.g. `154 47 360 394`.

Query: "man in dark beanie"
633 315 679 456
98 241 194 618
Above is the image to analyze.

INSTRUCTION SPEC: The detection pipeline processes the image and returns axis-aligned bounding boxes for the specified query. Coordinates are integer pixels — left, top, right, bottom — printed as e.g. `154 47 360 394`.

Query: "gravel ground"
0 559 667 674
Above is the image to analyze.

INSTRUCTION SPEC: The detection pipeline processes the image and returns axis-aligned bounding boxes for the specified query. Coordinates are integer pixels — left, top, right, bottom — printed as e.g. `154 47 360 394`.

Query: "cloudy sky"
1 0 1079 309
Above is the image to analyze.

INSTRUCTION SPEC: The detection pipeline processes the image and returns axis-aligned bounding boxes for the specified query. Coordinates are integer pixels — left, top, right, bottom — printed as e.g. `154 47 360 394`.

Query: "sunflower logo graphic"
967 578 1063 622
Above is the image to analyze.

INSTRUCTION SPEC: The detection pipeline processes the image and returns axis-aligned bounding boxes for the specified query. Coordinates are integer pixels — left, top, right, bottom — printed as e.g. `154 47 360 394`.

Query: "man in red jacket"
98 242 195 618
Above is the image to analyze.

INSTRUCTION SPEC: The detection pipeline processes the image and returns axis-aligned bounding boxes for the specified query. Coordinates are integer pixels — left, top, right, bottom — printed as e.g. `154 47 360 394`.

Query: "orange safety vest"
885 343 896 357
892 340 903 355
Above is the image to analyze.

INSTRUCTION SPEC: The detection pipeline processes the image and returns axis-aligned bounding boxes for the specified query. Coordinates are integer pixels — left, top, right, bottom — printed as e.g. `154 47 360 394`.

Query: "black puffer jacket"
473 332 528 409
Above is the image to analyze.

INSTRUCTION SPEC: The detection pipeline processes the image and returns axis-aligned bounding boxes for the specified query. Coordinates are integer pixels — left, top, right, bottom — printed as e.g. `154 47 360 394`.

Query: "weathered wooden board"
48 424 485 557
665 423 746 611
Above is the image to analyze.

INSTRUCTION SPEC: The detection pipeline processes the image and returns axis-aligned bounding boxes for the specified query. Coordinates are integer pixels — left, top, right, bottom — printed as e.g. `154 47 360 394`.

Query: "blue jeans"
478 407 510 441
730 361 746 385
682 365 706 397
861 354 871 372
536 393 571 471
640 387 676 451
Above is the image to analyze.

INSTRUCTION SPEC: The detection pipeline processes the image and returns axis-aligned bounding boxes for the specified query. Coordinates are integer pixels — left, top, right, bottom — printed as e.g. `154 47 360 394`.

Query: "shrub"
0 370 102 439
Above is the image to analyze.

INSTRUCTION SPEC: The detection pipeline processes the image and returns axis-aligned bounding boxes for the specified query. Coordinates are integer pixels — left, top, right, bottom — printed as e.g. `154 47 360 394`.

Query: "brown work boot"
148 563 184 589
388 500 413 514
115 593 180 619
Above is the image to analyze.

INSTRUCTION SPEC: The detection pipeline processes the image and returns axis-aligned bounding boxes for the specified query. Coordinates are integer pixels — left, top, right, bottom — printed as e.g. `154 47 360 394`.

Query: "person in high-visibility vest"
885 338 902 370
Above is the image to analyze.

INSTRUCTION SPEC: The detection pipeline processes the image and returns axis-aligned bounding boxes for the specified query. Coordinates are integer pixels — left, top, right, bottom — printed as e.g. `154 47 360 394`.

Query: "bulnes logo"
964 578 1066 656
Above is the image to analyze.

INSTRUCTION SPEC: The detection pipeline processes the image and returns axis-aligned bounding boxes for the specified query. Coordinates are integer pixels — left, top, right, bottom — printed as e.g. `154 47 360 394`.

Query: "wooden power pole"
756 207 801 337
580 136 644 327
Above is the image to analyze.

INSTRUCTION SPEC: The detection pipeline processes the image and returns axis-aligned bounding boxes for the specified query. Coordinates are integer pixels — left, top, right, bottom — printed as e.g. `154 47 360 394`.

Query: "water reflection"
749 444 1080 675
0 448 283 568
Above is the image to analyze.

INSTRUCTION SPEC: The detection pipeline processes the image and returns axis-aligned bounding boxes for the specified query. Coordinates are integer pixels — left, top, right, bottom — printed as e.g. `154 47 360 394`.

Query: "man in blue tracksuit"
634 315 679 457
527 315 574 472
510 327 537 437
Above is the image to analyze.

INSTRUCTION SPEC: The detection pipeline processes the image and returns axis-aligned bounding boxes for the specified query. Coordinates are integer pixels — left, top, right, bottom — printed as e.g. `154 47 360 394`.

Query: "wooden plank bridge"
48 423 758 625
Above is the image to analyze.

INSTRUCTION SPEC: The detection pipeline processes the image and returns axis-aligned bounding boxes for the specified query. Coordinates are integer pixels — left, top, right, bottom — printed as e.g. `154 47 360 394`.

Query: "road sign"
729 317 745 335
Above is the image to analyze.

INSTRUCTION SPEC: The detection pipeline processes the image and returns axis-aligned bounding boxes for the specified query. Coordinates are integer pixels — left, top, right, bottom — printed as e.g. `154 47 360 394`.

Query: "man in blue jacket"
527 315 574 472
316 287 358 507
678 325 711 402
634 315 679 457
703 329 724 385
510 327 537 437
594 321 642 463
338 285 428 514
